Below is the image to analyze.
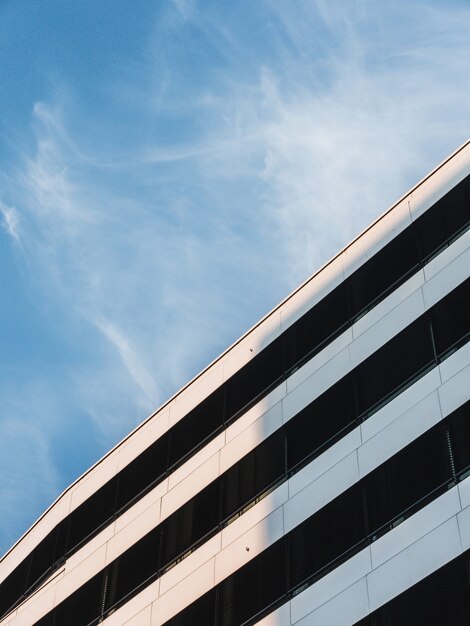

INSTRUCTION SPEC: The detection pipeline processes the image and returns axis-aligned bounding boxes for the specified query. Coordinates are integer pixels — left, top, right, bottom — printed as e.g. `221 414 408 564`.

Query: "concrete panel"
221 482 289 549
168 432 224 490
123 605 152 626
150 559 215 625
457 504 470 551
7 584 56 626
104 579 159 626
286 338 351 398
358 390 442 478
291 549 371 625
225 382 286 444
422 246 470 311
409 145 470 221
106 497 160 565
288 429 361 499
361 367 441 442
169 361 224 427
280 256 344 333
222 311 282 382
438 361 470 418
284 451 359 535
367 516 462 612
114 478 167 534
424 228 470 282
284 349 350 417
370 487 461 569
54 544 107 607
220 401 283 475
161 453 219 520
458 476 470 510
294 578 369 626
70 453 120 511
353 270 425 340
256 601 291 626
349 288 425 368
439 341 470 384
342 198 411 280
117 408 170 472
215 507 284 585
159 534 221 595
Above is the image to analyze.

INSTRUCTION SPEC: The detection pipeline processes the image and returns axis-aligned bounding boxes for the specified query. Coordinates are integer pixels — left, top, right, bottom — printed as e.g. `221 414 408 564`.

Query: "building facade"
1 141 470 626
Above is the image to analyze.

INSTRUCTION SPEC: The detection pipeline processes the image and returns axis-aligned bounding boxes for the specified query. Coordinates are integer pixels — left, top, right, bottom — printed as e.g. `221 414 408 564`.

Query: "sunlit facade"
1 141 470 626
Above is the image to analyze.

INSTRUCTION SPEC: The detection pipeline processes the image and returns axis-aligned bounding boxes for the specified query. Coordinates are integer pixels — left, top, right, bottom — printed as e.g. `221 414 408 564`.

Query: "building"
0 140 470 626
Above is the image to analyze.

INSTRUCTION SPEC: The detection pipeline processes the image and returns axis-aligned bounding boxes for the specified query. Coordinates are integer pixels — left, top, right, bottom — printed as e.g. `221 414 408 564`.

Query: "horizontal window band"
160 414 470 626
36 392 470 626
2 181 469 618
353 549 470 626
32 373 470 623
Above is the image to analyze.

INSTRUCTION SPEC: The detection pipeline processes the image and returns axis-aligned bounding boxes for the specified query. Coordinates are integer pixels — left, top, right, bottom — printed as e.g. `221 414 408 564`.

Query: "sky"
0 0 469 556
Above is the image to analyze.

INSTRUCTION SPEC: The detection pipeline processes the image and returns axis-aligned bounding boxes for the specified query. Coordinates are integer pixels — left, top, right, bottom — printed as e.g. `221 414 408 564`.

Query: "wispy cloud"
1 0 470 553
0 203 21 246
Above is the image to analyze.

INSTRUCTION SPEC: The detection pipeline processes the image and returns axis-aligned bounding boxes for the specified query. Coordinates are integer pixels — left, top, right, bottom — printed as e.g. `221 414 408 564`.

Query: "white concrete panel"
54 544 107 607
284 349 350 417
0 491 71 582
424 228 470 281
358 390 442 478
422 245 470 311
255 603 291 626
457 504 470 551
353 270 425 340
66 521 115 573
291 550 371 625
70 453 120 511
103 579 159 626
221 483 289 549
370 487 461 569
349 288 425 368
7 584 56 626
124 605 152 626
409 144 470 221
284 451 359 535
215 507 284 585
439 341 470 384
168 432 224 490
225 382 286 444
361 367 441 442
169 361 224 427
114 478 167 534
367 516 462 612
117 408 170 472
438 360 470 418
220 401 283 475
150 559 214 625
458 476 470 510
159 534 221 595
294 578 369 626
288 429 361 499
286 338 351 399
161 453 219 520
223 311 282 382
280 256 344 333
342 198 411 280
106 497 160 565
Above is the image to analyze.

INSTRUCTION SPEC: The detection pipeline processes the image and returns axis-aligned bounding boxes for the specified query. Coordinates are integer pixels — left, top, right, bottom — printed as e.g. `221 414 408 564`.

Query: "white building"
1 140 470 626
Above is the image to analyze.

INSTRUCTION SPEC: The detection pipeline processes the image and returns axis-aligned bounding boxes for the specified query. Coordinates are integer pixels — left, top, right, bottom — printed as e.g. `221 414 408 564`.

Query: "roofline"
3 137 470 563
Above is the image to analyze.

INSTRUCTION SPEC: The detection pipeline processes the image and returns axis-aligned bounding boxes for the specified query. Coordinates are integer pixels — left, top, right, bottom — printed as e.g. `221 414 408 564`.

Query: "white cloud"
0 202 21 245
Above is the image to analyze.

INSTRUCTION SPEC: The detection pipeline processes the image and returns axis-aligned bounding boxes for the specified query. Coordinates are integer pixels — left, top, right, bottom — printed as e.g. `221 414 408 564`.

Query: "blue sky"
0 0 469 555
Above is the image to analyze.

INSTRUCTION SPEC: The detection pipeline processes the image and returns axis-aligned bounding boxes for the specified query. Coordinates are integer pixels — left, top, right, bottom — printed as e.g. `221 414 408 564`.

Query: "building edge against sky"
0 139 469 625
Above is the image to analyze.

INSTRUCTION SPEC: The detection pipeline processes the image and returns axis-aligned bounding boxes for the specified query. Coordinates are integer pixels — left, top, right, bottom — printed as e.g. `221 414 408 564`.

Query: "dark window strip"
32 392 470 624
353 550 470 626
2 178 469 617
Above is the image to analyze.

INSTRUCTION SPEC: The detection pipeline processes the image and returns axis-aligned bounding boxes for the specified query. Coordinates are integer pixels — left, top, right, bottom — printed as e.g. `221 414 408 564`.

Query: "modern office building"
1 140 470 626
